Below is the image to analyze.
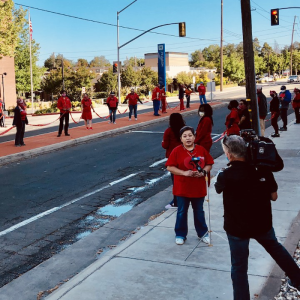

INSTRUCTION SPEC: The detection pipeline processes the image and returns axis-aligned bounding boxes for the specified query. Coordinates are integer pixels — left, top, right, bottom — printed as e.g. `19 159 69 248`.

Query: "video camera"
240 129 283 172
190 157 207 175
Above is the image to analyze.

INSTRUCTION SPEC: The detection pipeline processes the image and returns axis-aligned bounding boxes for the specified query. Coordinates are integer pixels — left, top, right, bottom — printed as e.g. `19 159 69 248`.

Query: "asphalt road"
0 83 296 288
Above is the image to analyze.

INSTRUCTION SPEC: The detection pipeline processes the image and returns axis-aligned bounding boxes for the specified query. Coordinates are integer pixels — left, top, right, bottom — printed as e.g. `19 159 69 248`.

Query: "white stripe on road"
131 131 164 134
149 158 167 168
212 133 223 140
0 173 139 237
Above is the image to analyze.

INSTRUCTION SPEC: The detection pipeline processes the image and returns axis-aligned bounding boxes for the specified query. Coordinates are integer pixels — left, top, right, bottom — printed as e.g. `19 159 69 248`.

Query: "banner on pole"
158 44 166 89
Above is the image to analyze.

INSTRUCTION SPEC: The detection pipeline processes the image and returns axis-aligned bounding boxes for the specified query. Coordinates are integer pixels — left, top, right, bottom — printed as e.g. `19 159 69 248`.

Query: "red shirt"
225 108 240 135
57 96 71 113
166 145 214 198
0 102 2 113
125 93 139 105
81 98 92 109
195 117 213 152
152 87 161 101
293 93 300 109
107 96 118 108
198 85 206 95
160 88 166 101
162 127 181 158
20 110 27 121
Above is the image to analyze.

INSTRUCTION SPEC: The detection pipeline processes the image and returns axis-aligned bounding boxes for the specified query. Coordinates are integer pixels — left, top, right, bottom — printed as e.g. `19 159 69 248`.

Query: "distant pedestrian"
178 84 185 111
152 83 161 116
160 86 167 113
257 87 267 136
195 104 213 152
0 98 4 127
198 82 207 104
57 90 71 137
279 85 291 131
106 91 118 124
124 88 143 120
269 91 280 137
13 98 28 147
81 93 95 130
238 100 251 130
292 88 300 124
225 100 240 136
162 113 186 209
166 126 214 245
185 85 192 108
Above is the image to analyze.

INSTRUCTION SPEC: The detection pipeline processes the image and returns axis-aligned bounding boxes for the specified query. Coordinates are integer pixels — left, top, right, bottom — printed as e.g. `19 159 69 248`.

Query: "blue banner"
158 44 166 89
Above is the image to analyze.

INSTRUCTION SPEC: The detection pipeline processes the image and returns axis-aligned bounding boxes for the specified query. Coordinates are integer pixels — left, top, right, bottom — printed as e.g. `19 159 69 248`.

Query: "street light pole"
220 0 223 92
1 73 7 111
62 55 65 90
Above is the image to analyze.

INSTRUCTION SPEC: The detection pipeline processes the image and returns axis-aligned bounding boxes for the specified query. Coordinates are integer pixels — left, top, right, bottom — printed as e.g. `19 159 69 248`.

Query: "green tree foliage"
123 57 144 68
44 53 73 71
95 68 117 95
121 65 137 87
223 53 245 82
176 72 195 85
89 56 110 67
139 67 157 94
76 58 89 67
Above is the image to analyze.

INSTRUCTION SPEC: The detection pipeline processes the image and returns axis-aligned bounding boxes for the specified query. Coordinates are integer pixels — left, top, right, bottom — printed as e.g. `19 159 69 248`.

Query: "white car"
263 75 274 82
287 75 300 83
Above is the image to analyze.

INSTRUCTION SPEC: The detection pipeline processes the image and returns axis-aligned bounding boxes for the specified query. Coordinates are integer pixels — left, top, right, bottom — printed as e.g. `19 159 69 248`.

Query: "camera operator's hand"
192 171 204 178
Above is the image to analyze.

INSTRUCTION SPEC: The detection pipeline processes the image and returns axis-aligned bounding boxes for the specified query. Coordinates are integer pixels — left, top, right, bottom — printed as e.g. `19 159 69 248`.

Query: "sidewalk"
44 118 300 300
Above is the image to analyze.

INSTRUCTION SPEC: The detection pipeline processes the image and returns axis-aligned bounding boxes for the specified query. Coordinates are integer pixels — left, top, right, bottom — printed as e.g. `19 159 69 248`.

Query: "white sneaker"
175 237 185 245
135 118 137 120
113 122 116 124
165 204 176 209
109 121 112 124
129 118 131 121
200 235 210 244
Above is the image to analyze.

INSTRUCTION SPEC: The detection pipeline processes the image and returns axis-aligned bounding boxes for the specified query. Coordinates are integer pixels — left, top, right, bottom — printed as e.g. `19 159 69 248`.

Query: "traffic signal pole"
240 0 260 134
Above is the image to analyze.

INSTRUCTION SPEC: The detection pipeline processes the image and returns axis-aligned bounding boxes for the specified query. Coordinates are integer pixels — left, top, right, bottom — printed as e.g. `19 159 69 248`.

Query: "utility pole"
240 0 260 134
290 16 296 76
220 0 223 92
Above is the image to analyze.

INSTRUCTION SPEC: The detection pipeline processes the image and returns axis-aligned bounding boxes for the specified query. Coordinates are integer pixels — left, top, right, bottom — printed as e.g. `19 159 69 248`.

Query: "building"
0 56 17 110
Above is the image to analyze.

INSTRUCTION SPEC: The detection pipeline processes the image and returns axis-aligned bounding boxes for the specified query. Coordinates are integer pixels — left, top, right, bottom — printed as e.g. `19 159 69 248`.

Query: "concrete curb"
0 103 227 166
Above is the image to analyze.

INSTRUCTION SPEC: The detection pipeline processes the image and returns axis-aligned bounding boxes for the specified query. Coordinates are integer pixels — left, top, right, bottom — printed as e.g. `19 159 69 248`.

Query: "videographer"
215 135 300 299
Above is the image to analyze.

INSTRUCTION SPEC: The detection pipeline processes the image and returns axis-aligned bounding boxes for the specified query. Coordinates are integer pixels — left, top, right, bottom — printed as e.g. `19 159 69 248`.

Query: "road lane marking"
109 173 138 186
131 131 164 134
149 158 167 168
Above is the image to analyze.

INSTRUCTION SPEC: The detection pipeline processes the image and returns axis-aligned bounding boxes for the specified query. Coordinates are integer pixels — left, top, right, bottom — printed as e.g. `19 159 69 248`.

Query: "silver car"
287 75 300 83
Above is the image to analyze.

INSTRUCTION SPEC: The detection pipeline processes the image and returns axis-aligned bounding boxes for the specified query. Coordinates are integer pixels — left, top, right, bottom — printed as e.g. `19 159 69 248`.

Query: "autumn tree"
89 56 110 67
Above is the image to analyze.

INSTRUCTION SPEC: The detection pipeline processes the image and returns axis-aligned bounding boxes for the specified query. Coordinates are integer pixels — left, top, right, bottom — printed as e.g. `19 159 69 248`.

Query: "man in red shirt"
57 90 72 137
106 91 118 124
124 88 143 120
198 82 207 104
152 83 161 116
292 88 300 124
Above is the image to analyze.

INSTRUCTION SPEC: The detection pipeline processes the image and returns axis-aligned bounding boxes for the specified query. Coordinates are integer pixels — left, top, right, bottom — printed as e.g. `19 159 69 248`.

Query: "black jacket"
13 106 28 127
215 161 277 238
270 96 280 113
257 92 267 118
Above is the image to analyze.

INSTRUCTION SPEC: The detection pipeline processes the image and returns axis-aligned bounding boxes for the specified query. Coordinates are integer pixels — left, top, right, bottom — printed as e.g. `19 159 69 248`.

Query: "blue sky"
14 0 300 66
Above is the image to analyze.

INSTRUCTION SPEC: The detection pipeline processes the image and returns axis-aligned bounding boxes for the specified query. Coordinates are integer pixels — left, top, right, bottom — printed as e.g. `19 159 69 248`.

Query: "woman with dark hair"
238 100 251 130
225 100 240 135
81 93 95 129
270 91 280 137
13 98 28 147
166 126 214 245
195 104 213 152
162 113 186 209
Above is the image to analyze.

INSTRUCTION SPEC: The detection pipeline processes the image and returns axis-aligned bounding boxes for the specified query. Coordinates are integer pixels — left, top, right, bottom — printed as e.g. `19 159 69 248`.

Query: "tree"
44 53 73 71
202 45 220 63
89 56 110 67
139 67 157 94
95 68 117 95
223 53 245 83
76 58 89 67
253 38 261 55
123 57 144 68
176 72 194 85
189 50 205 67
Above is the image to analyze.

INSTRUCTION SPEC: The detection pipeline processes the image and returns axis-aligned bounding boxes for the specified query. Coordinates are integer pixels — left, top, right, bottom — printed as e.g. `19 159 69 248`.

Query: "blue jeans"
227 228 300 300
153 100 160 116
129 104 137 119
109 109 116 122
175 196 208 239
199 94 207 104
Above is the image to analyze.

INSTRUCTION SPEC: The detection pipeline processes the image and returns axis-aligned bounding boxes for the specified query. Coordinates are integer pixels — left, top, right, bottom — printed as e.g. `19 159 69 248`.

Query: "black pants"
58 112 69 135
271 112 279 134
0 114 3 127
280 108 288 128
15 121 25 145
186 95 190 108
295 107 300 123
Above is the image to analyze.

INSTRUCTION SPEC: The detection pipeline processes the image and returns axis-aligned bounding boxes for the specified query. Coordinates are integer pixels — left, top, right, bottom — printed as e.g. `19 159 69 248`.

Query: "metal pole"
28 10 34 114
290 16 296 76
62 56 65 90
117 13 121 104
220 0 223 92
2 75 5 111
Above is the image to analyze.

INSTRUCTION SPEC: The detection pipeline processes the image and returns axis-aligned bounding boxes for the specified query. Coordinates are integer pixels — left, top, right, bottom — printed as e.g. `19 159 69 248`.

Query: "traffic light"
113 61 118 74
271 9 279 26
179 22 186 37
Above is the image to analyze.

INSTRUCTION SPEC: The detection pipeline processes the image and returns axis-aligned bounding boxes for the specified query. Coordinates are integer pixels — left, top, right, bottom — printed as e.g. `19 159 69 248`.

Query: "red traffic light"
271 9 279 26
271 10 277 15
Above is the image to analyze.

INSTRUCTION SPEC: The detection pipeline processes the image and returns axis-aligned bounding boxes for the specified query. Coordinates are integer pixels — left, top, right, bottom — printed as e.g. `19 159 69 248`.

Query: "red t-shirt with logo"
152 87 161 100
125 93 139 105
107 96 118 108
198 85 206 95
166 144 214 198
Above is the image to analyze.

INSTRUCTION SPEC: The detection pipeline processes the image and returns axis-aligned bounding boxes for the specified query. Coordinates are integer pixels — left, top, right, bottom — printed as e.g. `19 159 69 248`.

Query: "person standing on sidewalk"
238 100 251 130
269 91 280 138
160 86 167 113
195 104 213 152
0 98 4 127
106 92 118 124
198 82 207 104
81 93 95 130
57 90 71 137
162 113 186 209
279 85 291 131
225 100 240 136
215 135 300 300
179 84 186 111
152 83 161 116
166 126 214 245
13 98 28 147
124 88 143 120
257 87 267 136
292 88 300 124
185 85 192 108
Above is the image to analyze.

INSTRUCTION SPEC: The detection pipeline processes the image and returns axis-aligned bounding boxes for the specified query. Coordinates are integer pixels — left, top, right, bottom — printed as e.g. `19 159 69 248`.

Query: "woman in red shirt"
292 88 300 124
13 98 28 147
195 104 213 152
166 126 214 245
106 92 118 124
162 113 186 209
160 86 167 113
225 100 240 135
81 93 95 130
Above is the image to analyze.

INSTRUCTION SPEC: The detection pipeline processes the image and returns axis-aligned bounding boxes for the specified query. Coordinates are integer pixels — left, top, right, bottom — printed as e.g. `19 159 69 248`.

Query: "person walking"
57 90 71 137
269 91 280 137
152 83 161 116
185 85 192 108
162 113 186 209
195 104 213 152
178 84 185 111
238 100 251 130
225 100 240 136
81 93 95 130
13 98 28 147
292 88 300 124
166 126 214 245
198 82 207 104
279 85 291 131
106 92 118 124
124 88 143 120
215 135 300 300
257 87 267 136
160 86 167 113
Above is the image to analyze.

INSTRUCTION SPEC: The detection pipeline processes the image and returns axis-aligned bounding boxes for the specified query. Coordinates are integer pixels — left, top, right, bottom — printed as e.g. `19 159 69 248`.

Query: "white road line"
149 158 167 168
0 173 139 237
212 134 223 140
131 131 164 134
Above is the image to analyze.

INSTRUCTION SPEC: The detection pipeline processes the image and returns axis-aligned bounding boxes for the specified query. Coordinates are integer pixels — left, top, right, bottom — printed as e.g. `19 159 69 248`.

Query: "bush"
93 92 108 98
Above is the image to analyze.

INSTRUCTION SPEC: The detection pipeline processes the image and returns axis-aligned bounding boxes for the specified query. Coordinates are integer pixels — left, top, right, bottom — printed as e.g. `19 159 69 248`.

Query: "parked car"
287 75 300 83
263 75 274 82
